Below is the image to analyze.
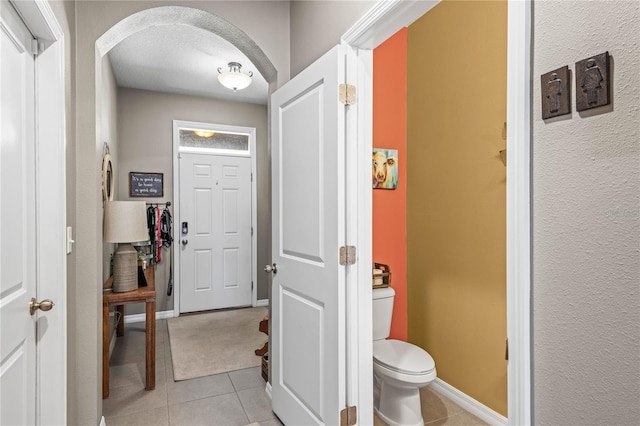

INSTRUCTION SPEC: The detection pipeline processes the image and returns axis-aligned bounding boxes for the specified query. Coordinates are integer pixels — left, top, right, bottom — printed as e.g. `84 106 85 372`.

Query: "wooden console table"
102 267 156 398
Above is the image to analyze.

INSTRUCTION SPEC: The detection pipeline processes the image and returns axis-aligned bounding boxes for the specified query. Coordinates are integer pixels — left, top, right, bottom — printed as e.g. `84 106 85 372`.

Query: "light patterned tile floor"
104 319 279 426
105 318 485 426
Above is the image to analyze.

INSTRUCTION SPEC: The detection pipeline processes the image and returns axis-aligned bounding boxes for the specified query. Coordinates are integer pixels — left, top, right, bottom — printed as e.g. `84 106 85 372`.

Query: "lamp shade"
104 201 149 243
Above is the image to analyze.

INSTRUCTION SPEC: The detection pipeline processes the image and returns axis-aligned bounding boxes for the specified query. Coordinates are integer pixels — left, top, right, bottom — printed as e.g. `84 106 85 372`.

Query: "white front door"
0 1 37 424
270 45 348 425
179 153 252 313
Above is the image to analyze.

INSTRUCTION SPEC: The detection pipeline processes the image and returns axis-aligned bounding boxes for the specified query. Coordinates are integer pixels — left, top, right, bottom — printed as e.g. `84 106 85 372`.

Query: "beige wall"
73 2 288 423
532 1 640 424
289 0 375 76
116 87 270 314
407 0 507 416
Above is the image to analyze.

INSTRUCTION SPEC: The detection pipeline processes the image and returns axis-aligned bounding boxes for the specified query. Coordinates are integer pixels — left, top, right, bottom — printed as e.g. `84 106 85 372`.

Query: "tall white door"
179 153 252 313
270 45 347 425
0 1 37 424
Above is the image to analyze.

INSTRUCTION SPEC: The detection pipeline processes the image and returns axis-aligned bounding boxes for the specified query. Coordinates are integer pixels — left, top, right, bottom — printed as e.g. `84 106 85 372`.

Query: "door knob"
264 263 277 274
181 239 188 245
29 298 54 316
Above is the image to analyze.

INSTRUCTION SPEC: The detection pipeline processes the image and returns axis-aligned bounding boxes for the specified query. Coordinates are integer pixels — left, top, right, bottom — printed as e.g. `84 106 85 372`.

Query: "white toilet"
373 287 436 426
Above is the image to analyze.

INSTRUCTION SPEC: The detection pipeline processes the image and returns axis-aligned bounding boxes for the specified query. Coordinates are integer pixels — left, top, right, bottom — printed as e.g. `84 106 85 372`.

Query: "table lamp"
104 201 149 292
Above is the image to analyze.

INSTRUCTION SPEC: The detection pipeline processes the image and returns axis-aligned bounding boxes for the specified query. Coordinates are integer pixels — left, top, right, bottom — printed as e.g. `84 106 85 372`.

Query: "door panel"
271 45 346 426
195 188 212 235
281 85 324 262
180 153 252 312
281 290 324 417
0 1 36 424
223 189 239 234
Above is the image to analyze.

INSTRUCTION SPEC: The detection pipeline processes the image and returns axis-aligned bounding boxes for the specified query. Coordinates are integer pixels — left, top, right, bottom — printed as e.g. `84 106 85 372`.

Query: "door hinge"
339 84 356 106
340 405 357 426
251 172 253 182
251 227 254 236
251 281 254 291
339 246 356 266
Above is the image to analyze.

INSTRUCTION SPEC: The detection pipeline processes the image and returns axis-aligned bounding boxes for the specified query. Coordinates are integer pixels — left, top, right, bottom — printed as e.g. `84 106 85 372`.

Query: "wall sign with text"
129 172 164 197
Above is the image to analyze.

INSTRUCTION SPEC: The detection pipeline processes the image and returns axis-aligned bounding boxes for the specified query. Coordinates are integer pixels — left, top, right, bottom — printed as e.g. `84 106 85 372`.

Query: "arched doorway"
95 4 278 312
94 6 278 421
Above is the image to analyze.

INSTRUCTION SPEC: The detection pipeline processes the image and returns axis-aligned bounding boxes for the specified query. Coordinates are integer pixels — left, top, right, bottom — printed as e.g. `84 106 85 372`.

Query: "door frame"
340 1 532 425
172 120 258 315
7 0 67 423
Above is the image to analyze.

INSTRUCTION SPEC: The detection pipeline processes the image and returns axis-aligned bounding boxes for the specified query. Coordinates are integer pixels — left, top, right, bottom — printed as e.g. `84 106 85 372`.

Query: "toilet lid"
373 340 435 375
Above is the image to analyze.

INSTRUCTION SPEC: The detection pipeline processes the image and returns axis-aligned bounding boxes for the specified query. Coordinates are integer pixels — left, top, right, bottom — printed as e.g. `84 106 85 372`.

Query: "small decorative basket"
372 263 392 288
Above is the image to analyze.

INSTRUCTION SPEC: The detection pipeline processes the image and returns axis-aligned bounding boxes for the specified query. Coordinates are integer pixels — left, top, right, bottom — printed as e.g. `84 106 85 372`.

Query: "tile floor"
104 318 486 426
104 319 280 426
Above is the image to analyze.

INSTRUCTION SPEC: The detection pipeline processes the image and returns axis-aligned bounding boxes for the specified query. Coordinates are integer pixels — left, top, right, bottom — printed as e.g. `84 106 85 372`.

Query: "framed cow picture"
372 148 398 189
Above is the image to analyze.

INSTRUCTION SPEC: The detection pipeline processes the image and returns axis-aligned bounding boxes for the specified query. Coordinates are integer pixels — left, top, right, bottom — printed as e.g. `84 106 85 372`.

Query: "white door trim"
9 0 67 423
172 120 258 315
341 1 532 425
505 2 532 424
343 45 373 425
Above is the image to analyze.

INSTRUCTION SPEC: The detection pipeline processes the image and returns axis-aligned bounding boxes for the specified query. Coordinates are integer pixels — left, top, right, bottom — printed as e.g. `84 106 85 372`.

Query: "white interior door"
0 1 36 424
179 153 252 313
270 45 347 425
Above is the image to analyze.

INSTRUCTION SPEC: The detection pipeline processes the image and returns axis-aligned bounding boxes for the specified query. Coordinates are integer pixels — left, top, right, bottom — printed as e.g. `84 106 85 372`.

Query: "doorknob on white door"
181 239 188 245
29 298 54 316
264 263 277 274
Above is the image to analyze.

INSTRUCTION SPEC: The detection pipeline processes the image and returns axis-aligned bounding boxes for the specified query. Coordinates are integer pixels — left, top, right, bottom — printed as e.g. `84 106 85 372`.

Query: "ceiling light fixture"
217 62 253 92
193 130 215 138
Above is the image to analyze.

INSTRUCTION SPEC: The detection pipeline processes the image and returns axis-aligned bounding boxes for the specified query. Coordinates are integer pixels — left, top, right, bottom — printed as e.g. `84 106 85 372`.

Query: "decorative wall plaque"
129 172 164 197
541 65 571 119
575 52 610 111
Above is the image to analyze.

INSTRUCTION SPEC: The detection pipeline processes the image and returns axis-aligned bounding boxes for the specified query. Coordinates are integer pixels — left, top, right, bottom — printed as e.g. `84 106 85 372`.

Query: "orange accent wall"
373 28 408 341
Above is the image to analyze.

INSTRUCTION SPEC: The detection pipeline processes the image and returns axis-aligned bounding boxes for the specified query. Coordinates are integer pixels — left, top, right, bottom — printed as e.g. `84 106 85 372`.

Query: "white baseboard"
265 381 272 400
124 310 174 324
256 299 269 307
430 378 507 426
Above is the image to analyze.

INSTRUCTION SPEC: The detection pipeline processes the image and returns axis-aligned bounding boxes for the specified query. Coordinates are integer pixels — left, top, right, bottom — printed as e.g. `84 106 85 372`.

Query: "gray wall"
532 1 640 424
74 2 289 423
289 0 375 76
116 87 270 314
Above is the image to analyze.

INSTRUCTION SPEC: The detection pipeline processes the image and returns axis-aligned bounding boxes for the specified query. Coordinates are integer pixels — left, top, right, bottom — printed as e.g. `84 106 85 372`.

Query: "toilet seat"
373 340 435 375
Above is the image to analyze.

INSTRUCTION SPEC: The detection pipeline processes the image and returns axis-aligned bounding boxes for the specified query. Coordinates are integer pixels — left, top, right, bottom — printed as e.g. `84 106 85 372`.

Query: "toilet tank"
372 287 395 341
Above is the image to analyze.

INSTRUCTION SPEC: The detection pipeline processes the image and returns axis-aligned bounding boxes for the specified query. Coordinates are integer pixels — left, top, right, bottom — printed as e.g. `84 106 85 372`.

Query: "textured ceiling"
108 24 268 105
